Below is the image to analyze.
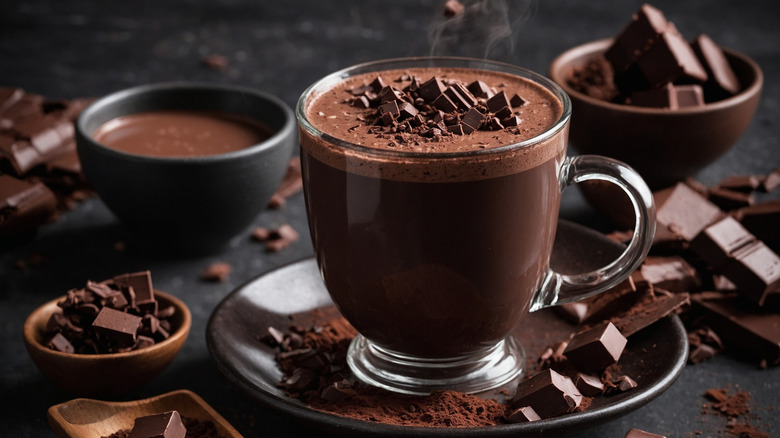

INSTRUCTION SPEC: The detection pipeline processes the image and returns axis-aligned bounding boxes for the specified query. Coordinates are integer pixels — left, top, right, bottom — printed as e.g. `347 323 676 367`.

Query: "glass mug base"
347 334 526 396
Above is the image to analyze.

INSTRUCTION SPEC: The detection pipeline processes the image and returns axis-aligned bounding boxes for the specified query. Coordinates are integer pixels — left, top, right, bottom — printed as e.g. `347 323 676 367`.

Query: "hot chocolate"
297 58 654 394
300 67 566 357
93 110 273 158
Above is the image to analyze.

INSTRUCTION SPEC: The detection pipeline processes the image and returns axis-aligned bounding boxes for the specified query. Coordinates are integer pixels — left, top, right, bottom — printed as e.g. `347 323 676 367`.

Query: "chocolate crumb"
199 262 231 283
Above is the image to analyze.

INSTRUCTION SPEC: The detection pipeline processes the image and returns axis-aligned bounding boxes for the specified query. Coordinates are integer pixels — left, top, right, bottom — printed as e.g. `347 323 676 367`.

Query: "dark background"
1 0 778 436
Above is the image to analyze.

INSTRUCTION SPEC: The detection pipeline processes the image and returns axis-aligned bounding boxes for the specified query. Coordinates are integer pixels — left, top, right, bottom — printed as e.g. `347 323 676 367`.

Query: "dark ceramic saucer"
206 220 688 437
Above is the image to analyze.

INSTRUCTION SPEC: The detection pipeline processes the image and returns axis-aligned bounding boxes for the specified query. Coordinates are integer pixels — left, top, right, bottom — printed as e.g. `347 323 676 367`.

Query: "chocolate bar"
708 187 754 210
734 200 780 246
628 83 704 109
695 296 780 365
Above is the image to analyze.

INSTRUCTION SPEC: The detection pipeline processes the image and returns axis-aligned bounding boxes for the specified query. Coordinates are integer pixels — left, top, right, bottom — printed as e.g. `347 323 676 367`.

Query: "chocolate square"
563 321 627 371
511 369 582 419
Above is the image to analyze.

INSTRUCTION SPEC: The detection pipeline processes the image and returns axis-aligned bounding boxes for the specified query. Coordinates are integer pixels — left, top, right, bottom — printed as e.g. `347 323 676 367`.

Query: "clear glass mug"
296 58 655 395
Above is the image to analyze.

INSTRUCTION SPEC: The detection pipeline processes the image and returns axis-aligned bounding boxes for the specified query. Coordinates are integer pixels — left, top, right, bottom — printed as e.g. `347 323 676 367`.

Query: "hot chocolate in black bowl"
76 82 295 255
296 57 658 396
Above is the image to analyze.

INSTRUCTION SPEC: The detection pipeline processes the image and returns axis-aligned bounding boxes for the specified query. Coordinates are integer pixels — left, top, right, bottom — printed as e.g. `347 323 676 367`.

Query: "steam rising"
428 0 537 61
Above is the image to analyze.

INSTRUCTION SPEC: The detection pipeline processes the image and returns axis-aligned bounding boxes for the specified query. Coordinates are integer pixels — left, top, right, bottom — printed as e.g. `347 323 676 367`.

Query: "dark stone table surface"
1 1 778 436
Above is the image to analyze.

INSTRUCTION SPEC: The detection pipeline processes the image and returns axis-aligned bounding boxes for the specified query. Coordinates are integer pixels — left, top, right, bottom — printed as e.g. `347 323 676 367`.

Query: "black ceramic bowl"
76 82 295 254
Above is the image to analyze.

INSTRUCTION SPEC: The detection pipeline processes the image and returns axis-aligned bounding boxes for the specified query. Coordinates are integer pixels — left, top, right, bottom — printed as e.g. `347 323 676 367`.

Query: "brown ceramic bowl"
23 290 191 398
549 38 763 190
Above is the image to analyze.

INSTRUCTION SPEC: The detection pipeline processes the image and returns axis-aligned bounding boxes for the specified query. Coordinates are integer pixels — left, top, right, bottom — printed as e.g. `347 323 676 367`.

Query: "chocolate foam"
300 67 567 182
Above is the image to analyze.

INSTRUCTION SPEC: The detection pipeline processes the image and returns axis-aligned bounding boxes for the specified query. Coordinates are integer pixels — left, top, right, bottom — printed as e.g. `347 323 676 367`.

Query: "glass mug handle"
530 155 656 311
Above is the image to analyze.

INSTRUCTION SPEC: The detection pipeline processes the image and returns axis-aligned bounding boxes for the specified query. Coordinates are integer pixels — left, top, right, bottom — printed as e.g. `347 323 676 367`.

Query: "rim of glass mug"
296 56 572 160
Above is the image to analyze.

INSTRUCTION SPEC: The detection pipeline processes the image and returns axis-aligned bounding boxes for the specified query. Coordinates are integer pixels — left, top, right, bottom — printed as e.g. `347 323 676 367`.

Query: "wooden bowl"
549 38 763 190
24 290 191 398
47 389 242 438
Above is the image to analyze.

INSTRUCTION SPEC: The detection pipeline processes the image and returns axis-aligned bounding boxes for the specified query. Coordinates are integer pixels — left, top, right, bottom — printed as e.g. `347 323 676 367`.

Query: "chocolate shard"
461 108 484 132
113 271 155 304
502 116 522 127
510 94 526 108
467 80 492 98
717 175 763 193
47 332 75 353
688 343 719 364
636 28 708 88
0 174 58 237
506 406 541 423
350 95 370 108
762 168 780 193
418 77 446 102
379 86 405 104
656 182 723 242
708 187 754 210
443 86 473 110
368 76 387 92
511 368 582 419
486 91 512 113
397 101 418 120
613 374 638 391
640 256 700 292
574 373 604 396
563 321 627 372
128 410 186 438
92 307 142 345
691 33 740 99
605 4 670 74
432 93 458 113
610 291 690 337
735 200 780 245
625 428 667 438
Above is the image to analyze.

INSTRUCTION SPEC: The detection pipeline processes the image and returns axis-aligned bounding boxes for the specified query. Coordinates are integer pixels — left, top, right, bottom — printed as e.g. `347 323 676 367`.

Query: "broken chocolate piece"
691 33 740 99
128 410 186 438
47 332 75 353
625 428 667 438
506 406 541 423
432 93 458 113
628 83 703 109
611 292 690 337
486 91 512 113
762 168 780 193
636 28 708 88
418 77 446 102
467 80 491 98
735 200 780 245
92 307 142 345
0 174 57 237
613 375 638 392
604 4 670 74
656 182 723 242
511 369 582 419
640 256 700 292
114 271 155 304
460 108 484 132
574 373 604 396
717 175 763 193
688 343 719 364
695 296 780 365
563 321 627 371
708 187 754 210
200 262 231 282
